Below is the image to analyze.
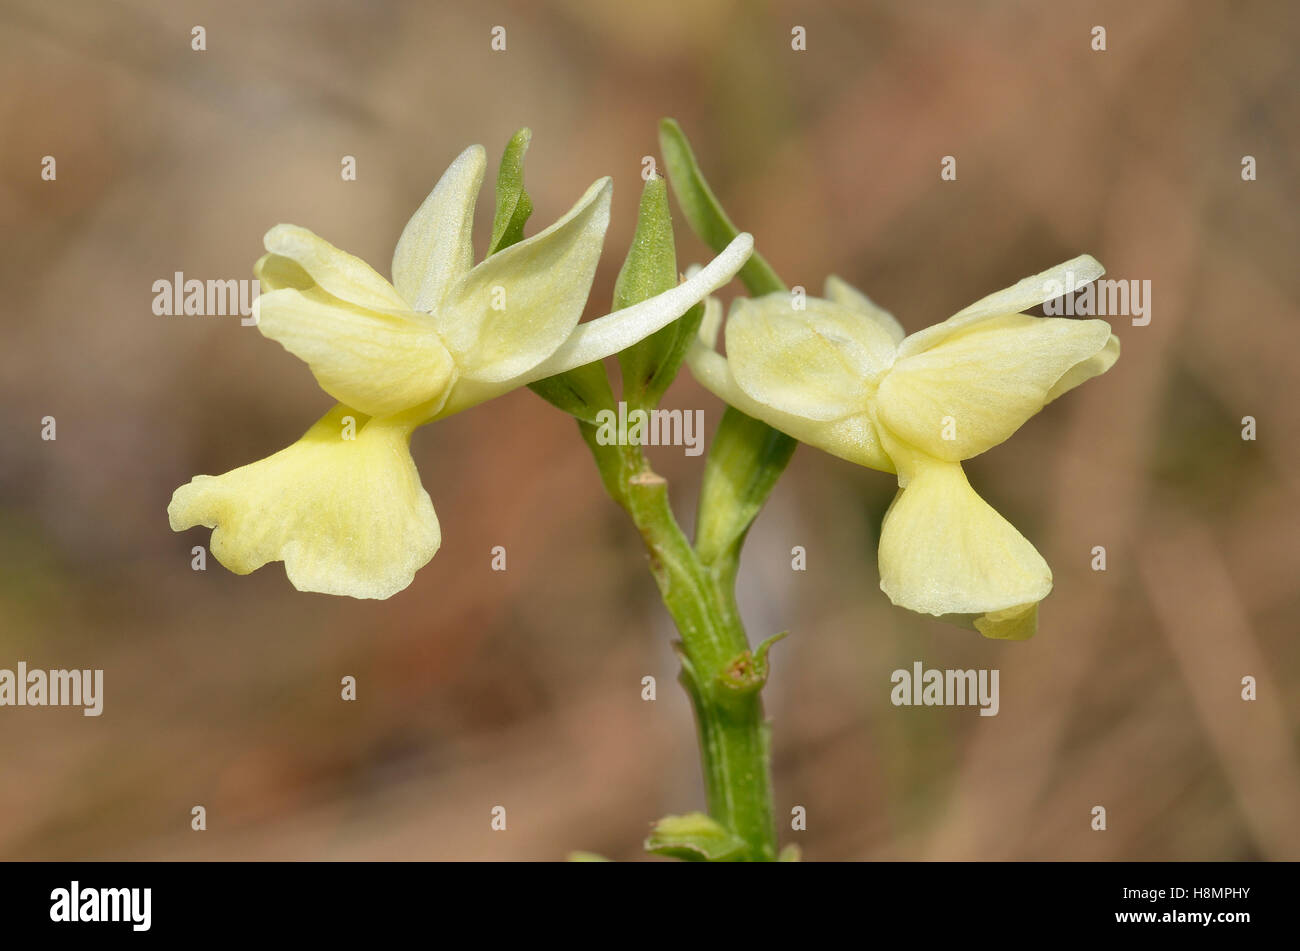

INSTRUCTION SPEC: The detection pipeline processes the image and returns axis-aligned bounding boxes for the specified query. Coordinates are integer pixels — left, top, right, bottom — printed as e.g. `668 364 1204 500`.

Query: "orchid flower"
687 256 1119 639
169 144 753 600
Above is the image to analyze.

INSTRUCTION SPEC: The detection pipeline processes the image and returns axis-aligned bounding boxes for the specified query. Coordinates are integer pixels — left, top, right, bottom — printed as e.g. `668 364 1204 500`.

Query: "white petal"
514 232 752 381
256 288 457 417
824 275 905 345
697 294 723 348
876 314 1114 461
431 232 754 419
434 178 611 383
899 254 1105 358
263 224 409 312
1046 332 1120 403
391 144 486 312
686 344 894 472
253 253 311 293
725 294 895 421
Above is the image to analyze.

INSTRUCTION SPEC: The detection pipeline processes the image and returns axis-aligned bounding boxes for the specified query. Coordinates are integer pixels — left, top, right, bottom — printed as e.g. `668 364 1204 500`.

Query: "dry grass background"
0 0 1296 859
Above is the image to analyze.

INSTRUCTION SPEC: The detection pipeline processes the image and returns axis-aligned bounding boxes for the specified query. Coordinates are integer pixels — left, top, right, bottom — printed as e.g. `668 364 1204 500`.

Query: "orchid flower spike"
169 144 753 599
687 256 1119 639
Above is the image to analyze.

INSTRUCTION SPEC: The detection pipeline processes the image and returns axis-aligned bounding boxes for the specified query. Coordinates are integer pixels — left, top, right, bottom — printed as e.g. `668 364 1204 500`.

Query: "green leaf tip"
613 175 677 313
644 812 748 861
614 174 700 409
503 128 615 424
488 126 534 256
656 118 784 297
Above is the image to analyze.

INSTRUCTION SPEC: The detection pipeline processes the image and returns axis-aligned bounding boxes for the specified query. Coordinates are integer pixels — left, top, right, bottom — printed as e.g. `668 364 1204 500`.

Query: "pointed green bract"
613 177 677 310
483 129 615 422
613 176 701 409
510 122 788 861
658 118 784 297
658 119 798 575
488 127 535 256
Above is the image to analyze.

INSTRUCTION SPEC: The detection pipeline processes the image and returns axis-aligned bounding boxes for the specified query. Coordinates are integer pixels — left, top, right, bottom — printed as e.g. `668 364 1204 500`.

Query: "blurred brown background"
1 0 1296 860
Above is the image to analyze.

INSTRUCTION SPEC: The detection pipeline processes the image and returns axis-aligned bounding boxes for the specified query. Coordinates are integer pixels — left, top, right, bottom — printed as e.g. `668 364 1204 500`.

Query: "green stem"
496 123 786 858
579 430 777 861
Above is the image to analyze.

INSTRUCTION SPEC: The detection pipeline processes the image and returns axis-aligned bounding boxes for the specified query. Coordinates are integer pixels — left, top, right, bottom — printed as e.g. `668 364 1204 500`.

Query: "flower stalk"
536 124 799 860
579 422 782 860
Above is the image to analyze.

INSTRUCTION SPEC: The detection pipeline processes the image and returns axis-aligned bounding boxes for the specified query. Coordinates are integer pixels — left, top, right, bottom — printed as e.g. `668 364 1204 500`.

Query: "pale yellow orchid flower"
169 145 753 600
687 256 1120 639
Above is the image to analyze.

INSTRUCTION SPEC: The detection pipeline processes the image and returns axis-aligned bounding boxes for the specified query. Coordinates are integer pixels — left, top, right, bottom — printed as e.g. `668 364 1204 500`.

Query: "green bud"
614 176 701 409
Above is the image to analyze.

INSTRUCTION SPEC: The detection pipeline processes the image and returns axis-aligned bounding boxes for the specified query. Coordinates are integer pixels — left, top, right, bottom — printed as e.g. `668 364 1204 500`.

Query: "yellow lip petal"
168 405 440 600
876 453 1052 623
391 144 486 312
876 314 1114 461
255 288 457 418
725 294 896 422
